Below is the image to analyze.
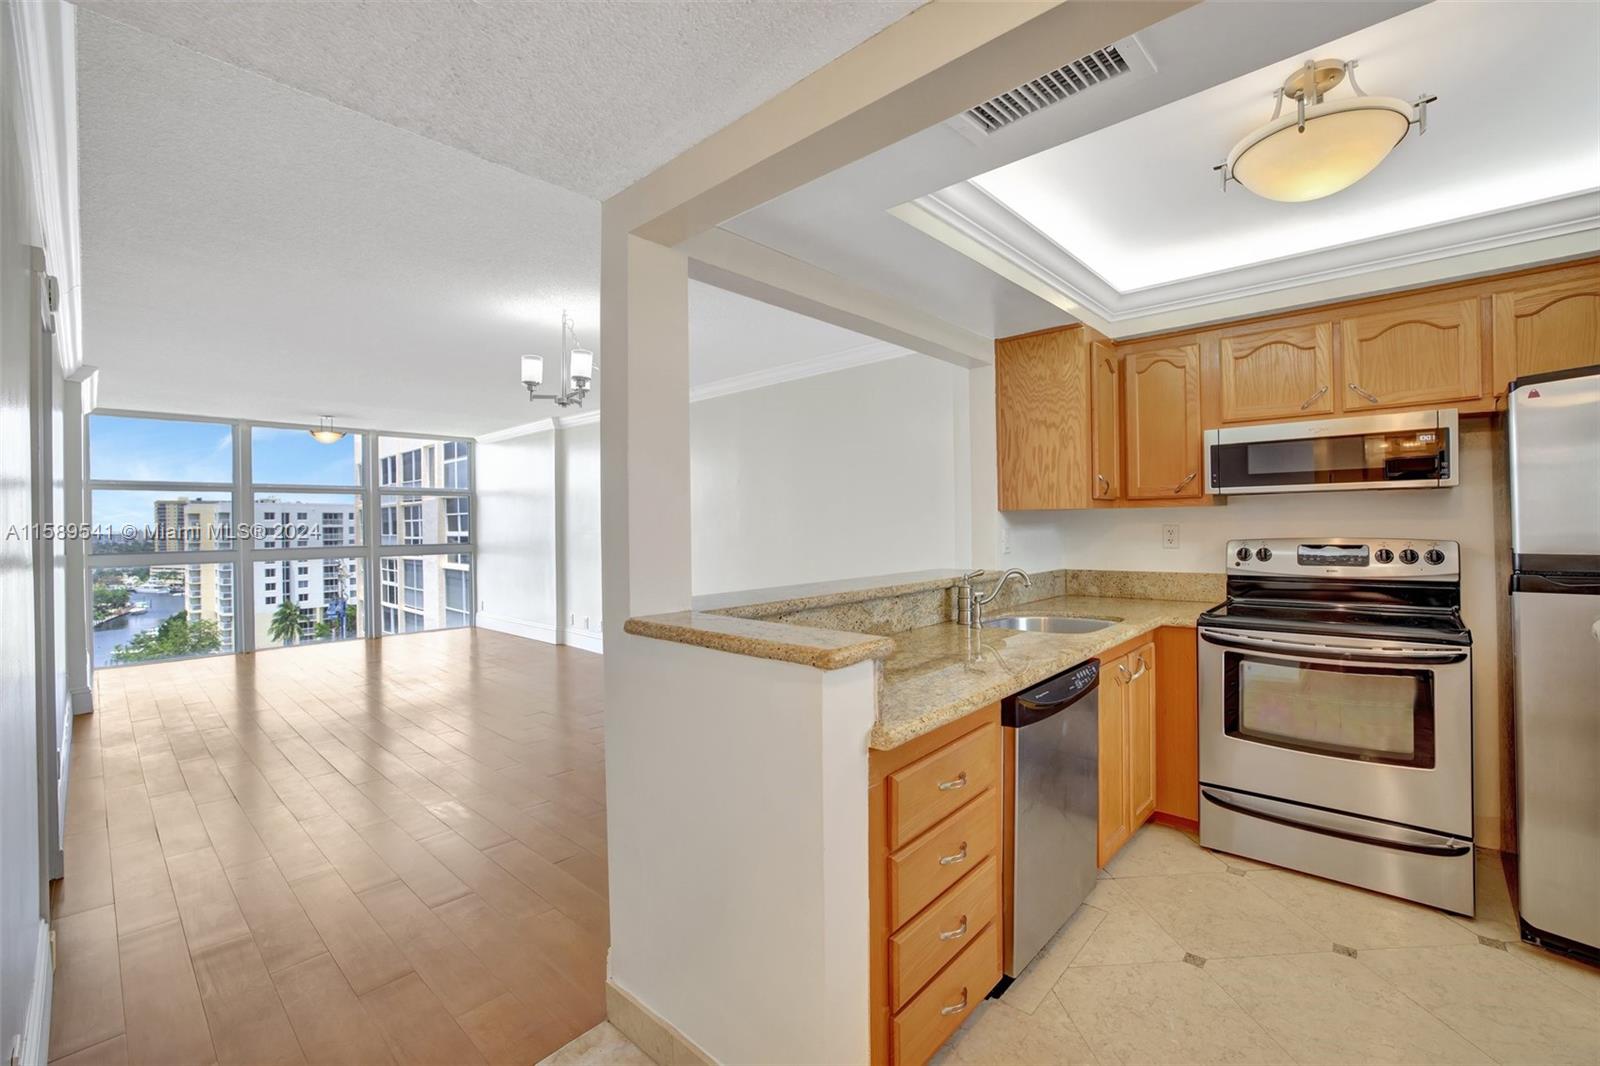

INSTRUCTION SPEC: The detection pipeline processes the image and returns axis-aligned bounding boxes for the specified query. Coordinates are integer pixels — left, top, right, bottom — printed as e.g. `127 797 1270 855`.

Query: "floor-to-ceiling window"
86 412 474 667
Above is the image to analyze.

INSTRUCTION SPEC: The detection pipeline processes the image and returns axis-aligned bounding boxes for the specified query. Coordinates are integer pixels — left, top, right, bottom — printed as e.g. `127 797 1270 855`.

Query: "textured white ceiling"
78 0 921 200
79 12 601 437
969 1 1600 294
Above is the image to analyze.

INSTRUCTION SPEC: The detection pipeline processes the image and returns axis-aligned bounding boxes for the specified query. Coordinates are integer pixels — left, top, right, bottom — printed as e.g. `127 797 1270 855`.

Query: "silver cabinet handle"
938 916 969 942
1173 472 1197 494
1348 382 1379 404
940 989 969 1017
1129 655 1148 681
938 843 968 866
1299 384 1329 410
1096 473 1111 494
937 772 968 792
1116 663 1130 684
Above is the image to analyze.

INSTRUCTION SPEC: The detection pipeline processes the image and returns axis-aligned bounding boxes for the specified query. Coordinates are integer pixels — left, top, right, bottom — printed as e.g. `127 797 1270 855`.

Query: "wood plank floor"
50 629 608 1066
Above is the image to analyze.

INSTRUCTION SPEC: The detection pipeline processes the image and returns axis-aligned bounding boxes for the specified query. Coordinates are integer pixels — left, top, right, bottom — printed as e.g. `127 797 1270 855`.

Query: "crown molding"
476 407 598 443
688 339 912 403
901 181 1600 338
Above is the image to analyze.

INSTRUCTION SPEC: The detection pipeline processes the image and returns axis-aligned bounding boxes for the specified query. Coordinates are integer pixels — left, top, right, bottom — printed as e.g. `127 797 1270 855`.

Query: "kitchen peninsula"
619 568 1219 1065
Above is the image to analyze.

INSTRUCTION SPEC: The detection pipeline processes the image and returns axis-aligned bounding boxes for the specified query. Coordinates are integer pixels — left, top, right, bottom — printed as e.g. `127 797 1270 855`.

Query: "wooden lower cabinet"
1097 640 1157 867
869 709 1004 1066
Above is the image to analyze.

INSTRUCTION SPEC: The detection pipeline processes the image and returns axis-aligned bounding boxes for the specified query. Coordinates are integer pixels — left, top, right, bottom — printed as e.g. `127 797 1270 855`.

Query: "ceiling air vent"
962 43 1142 135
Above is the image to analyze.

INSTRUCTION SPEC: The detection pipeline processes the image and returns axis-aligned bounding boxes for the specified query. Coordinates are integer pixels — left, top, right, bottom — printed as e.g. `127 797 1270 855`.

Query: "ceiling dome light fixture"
1215 59 1435 203
308 415 346 444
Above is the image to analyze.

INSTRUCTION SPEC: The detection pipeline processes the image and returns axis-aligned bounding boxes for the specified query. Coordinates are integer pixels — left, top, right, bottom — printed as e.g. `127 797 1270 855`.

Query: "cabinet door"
1097 658 1130 868
1218 323 1333 422
1340 298 1483 410
1091 340 1121 500
1493 270 1600 383
995 330 1093 510
1127 643 1157 827
1124 344 1202 499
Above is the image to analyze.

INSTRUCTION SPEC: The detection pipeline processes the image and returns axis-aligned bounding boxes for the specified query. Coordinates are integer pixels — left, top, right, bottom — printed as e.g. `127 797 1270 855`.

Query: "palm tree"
269 599 303 646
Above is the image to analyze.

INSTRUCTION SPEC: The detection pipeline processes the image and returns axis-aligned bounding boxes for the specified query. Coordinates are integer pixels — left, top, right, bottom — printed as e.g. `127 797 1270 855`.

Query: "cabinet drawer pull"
1299 384 1329 410
1116 663 1130 685
1172 472 1197 494
1348 382 1380 405
1129 655 1148 682
937 772 968 792
1096 473 1111 494
940 989 969 1017
939 843 969 866
938 916 969 941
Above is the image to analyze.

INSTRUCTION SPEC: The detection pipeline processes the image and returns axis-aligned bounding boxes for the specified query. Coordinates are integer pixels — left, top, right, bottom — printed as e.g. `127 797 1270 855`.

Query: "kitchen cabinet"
1339 297 1483 411
995 328 1094 510
868 710 1003 1066
1217 322 1334 423
1124 344 1203 500
1098 641 1157 866
1493 266 1600 383
1091 338 1121 499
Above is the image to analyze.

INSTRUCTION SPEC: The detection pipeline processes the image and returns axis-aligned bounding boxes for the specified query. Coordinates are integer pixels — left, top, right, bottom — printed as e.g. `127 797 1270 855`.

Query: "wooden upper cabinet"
1090 339 1121 499
1218 323 1333 422
995 328 1092 510
1339 298 1483 411
1493 268 1600 384
1124 344 1202 499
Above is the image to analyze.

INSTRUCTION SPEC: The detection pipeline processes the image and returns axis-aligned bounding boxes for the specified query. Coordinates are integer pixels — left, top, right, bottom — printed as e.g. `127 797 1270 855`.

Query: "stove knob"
1424 548 1446 566
1374 548 1395 564
1235 547 1252 562
1255 546 1273 562
1399 548 1420 565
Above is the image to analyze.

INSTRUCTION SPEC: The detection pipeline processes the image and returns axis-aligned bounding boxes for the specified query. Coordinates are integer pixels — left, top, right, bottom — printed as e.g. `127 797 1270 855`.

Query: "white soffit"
905 0 1600 331
77 0 922 200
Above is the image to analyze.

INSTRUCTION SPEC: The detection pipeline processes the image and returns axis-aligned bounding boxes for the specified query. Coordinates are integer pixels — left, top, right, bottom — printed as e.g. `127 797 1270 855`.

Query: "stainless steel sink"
981 615 1118 634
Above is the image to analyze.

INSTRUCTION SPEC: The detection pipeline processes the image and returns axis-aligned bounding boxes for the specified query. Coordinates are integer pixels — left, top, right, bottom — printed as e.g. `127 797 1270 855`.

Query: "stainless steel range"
1197 538 1474 915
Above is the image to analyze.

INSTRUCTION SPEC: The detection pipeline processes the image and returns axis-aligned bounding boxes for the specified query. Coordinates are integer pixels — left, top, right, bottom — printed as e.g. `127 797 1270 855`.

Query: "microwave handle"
1199 629 1469 665
1202 788 1472 857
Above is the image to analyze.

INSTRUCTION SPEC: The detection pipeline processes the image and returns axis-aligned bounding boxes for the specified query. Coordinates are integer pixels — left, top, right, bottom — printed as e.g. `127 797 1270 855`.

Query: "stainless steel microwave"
1204 409 1459 495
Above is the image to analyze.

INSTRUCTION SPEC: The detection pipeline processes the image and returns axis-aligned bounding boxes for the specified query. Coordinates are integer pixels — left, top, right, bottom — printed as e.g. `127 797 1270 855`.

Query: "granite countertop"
871 595 1216 750
622 611 894 670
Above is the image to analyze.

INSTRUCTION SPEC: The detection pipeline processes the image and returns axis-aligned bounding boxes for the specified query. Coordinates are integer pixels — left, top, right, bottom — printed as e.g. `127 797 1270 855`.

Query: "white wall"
690 354 971 594
475 431 559 641
560 419 603 649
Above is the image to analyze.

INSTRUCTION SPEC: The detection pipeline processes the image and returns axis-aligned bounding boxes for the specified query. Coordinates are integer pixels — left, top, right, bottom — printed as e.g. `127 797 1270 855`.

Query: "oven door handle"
1201 787 1472 857
1199 629 1469 665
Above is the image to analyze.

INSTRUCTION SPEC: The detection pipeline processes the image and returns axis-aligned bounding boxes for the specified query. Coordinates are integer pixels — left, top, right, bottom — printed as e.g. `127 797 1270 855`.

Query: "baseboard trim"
69 685 93 715
19 920 51 1066
475 612 560 645
563 627 604 655
605 980 715 1066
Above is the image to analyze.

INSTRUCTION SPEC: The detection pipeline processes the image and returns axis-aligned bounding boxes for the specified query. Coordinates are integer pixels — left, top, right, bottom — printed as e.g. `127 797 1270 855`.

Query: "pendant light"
521 311 597 408
308 415 346 444
1215 59 1435 203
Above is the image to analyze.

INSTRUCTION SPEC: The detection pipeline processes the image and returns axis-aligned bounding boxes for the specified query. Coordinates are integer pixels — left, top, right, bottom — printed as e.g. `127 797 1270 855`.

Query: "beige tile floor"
935 824 1600 1066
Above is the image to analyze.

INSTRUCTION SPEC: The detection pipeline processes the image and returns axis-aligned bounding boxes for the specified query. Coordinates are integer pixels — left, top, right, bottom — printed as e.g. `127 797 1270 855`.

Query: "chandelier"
521 311 596 408
1215 59 1435 203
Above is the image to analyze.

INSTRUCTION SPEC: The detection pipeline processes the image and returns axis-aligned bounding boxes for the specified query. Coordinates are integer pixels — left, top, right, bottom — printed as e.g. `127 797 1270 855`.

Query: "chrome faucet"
968 568 1031 628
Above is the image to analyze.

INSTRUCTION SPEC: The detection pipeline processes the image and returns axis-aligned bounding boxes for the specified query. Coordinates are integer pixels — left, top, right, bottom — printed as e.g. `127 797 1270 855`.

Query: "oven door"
1199 626 1472 835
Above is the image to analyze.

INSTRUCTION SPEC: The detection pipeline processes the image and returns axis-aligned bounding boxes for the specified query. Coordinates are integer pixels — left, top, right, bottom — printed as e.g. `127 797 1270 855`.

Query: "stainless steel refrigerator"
1509 364 1600 964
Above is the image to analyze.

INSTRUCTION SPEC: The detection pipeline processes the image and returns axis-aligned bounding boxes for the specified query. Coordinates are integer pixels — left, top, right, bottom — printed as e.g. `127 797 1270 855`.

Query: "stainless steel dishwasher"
1002 659 1100 978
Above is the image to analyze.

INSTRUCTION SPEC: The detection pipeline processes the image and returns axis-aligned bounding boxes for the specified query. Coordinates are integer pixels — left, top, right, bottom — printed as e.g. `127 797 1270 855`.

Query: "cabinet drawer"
888 722 999 849
890 855 998 1010
892 922 1001 1066
889 789 999 928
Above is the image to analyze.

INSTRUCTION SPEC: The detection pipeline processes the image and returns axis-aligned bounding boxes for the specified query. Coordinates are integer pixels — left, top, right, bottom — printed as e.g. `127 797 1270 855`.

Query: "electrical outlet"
1000 525 1012 556
1162 523 1180 550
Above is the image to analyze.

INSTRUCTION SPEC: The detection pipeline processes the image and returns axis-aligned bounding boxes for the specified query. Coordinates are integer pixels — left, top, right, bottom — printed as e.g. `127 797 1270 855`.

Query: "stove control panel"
1226 538 1459 579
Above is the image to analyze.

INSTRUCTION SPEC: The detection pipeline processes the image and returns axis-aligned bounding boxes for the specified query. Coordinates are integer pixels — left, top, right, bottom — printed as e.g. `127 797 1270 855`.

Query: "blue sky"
89 415 363 529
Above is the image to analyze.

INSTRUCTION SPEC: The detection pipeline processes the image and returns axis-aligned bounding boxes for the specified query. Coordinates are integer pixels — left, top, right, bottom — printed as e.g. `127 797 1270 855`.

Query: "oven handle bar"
1199 628 1469 665
1201 787 1472 857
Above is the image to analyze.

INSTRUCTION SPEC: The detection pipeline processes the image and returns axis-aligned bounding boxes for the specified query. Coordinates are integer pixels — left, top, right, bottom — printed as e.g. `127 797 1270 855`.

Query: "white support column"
599 219 692 633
